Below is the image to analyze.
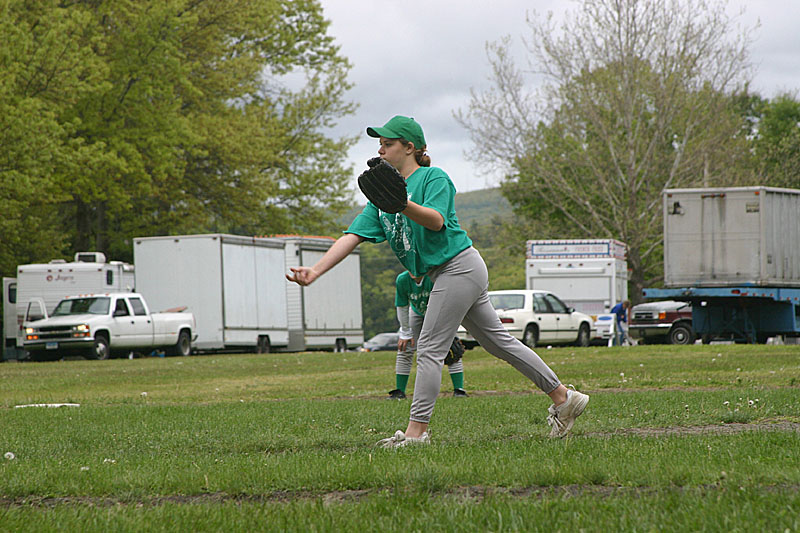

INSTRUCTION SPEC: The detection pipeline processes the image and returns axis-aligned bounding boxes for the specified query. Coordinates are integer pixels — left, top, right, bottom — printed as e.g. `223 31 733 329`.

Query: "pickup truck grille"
633 311 656 321
39 325 72 333
34 331 73 340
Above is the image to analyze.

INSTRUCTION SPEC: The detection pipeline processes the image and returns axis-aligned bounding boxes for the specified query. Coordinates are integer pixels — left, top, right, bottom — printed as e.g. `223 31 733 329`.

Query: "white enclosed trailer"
525 239 628 315
133 234 364 352
4 253 135 360
3 277 23 360
663 186 800 288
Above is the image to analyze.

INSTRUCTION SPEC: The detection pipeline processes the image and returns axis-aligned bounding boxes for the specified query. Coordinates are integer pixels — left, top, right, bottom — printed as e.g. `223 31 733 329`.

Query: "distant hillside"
339 187 512 227
454 187 512 228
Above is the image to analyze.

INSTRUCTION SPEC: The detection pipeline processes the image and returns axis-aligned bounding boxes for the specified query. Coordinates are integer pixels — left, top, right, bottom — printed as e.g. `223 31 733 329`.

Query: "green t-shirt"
346 166 472 276
394 271 433 315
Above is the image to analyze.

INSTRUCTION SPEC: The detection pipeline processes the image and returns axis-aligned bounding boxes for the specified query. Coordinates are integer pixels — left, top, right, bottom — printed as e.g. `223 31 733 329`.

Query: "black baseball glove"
357 157 408 213
444 337 465 365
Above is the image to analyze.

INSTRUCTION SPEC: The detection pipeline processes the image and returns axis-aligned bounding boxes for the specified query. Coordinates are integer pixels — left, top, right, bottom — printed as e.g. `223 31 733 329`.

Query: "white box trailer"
663 186 800 288
133 234 364 353
525 239 628 315
3 277 23 360
3 253 135 360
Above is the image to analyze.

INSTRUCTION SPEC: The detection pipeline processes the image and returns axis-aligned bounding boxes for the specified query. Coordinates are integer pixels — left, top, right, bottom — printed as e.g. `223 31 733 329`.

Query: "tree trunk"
74 198 92 252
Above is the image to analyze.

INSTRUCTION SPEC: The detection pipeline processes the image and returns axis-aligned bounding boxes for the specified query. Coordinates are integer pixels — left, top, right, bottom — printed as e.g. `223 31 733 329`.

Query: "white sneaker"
376 430 430 449
547 386 589 438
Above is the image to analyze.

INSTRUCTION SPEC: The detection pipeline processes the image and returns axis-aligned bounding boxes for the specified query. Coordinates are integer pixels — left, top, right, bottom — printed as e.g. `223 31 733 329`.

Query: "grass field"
1 344 798 532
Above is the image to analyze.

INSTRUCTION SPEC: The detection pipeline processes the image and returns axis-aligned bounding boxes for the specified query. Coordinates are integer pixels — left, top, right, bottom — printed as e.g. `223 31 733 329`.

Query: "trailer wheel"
257 336 271 354
522 325 539 348
87 333 111 360
668 324 695 345
575 323 591 347
168 330 192 357
335 339 347 352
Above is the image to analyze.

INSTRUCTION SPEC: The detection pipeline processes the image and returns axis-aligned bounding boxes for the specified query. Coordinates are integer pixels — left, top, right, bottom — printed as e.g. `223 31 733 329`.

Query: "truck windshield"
52 297 111 316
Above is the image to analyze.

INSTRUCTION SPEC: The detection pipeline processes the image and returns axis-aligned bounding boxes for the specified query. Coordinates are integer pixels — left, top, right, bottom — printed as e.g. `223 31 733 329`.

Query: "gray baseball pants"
396 308 464 375
410 246 561 424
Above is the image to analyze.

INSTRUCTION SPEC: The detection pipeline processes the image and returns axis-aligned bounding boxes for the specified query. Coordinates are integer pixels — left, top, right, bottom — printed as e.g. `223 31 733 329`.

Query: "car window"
128 297 147 316
114 299 130 316
545 294 569 313
533 293 551 313
489 294 525 310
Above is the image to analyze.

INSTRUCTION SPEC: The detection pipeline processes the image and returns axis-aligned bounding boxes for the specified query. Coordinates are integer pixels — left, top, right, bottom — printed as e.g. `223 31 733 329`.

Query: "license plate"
46 342 58 350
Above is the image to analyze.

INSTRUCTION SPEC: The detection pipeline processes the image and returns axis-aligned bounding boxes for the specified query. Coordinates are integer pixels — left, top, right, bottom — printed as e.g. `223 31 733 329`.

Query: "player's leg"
447 358 466 396
460 289 561 393
407 248 485 428
389 344 412 399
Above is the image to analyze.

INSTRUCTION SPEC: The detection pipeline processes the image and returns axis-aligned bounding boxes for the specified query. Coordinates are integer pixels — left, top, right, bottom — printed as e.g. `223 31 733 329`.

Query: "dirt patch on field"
3 483 800 508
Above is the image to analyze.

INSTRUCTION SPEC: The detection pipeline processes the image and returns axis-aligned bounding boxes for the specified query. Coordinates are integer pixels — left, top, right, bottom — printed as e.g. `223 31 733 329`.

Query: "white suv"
458 290 593 348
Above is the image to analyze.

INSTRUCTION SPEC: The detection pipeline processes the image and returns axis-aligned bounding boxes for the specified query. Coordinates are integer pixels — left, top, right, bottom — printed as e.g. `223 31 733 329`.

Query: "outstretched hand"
286 266 319 286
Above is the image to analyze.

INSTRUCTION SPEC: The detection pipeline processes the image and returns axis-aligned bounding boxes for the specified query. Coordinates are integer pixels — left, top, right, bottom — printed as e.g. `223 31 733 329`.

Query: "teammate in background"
611 300 632 346
390 271 467 400
286 115 589 447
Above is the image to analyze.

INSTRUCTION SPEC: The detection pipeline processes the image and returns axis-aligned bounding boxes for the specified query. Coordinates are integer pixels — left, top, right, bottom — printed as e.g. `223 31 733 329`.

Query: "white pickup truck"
23 293 195 361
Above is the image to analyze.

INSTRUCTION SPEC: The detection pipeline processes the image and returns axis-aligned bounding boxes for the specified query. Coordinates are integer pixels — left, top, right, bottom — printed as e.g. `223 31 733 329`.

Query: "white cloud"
319 0 799 195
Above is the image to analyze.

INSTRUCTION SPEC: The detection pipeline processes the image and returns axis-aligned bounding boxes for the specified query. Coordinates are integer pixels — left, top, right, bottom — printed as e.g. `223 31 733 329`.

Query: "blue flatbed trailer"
643 286 800 344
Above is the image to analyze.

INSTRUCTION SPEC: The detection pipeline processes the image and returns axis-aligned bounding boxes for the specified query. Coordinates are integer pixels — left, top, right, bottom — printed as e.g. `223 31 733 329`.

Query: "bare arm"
402 201 444 231
286 233 365 286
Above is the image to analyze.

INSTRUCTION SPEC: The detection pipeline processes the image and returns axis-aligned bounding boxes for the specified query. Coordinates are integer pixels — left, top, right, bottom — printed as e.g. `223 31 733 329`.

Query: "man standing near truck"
611 300 632 346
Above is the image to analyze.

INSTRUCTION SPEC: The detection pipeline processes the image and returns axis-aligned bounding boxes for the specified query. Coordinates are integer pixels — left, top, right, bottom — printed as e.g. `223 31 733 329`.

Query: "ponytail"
400 139 431 167
415 148 431 167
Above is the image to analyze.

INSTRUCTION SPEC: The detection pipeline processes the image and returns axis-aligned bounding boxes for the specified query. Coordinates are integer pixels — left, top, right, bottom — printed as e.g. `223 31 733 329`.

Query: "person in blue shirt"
611 300 632 345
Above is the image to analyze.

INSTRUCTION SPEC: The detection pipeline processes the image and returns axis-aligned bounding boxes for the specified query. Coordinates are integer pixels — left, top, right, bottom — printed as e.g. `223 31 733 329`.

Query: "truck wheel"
169 330 192 357
668 324 695 345
335 339 347 352
522 325 539 348
88 333 111 360
575 323 590 347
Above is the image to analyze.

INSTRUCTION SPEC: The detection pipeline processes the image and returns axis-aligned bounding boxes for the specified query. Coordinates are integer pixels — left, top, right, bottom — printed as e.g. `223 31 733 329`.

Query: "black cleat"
387 389 406 400
453 388 468 398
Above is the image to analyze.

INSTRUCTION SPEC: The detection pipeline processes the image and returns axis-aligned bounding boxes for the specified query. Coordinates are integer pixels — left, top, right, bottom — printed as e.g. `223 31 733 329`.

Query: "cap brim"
367 126 397 139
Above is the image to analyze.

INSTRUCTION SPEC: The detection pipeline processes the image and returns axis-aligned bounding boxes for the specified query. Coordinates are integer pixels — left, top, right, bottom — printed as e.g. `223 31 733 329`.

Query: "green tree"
738 93 800 189
456 0 756 300
0 0 356 271
358 242 405 339
0 1 105 272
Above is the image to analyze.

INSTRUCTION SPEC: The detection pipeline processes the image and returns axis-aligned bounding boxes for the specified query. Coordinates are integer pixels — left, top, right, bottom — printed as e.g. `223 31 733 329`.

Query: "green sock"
396 374 409 392
450 372 464 390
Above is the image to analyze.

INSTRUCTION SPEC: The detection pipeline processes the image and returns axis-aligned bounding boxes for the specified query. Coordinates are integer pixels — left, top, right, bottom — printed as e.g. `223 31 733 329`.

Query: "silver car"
458 289 593 348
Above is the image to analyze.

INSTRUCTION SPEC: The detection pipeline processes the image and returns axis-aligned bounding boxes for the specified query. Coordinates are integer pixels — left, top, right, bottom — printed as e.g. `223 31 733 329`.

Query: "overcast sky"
316 0 800 197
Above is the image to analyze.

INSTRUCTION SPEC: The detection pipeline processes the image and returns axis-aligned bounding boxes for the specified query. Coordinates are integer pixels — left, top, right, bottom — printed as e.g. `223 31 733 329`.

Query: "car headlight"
73 324 90 332
25 327 36 334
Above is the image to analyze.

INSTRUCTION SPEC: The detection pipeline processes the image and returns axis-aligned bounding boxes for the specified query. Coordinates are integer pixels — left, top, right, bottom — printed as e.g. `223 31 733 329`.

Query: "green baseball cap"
366 115 426 149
